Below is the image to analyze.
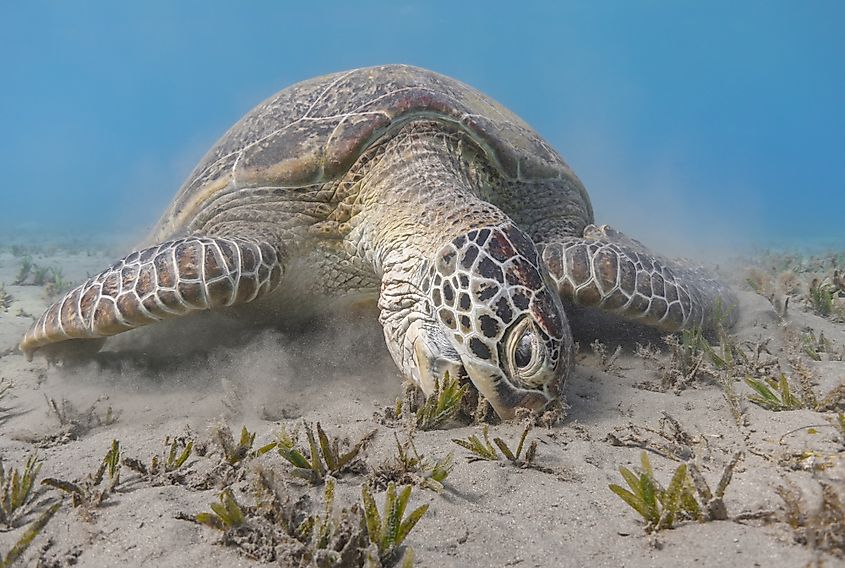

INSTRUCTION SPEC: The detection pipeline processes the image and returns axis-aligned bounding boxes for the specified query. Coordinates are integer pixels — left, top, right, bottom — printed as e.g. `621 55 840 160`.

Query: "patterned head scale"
428 223 572 416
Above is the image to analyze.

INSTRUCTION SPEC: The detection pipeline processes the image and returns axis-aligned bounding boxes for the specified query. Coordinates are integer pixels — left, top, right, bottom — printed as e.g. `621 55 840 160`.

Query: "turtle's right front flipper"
20 236 284 360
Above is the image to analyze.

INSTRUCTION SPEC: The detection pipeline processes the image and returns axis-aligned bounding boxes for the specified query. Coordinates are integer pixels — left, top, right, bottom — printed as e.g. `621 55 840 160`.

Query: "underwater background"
2 5 845 567
1 1 842 253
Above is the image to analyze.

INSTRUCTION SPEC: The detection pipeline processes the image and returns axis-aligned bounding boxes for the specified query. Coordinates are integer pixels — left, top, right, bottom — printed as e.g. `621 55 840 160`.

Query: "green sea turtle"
19 65 737 418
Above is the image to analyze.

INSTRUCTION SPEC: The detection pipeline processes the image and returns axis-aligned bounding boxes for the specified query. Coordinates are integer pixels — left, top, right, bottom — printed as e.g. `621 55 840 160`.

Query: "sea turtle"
19 65 737 418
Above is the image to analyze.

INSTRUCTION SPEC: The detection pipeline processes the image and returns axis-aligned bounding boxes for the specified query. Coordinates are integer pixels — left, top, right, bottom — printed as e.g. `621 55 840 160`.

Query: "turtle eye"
505 317 545 386
514 330 534 369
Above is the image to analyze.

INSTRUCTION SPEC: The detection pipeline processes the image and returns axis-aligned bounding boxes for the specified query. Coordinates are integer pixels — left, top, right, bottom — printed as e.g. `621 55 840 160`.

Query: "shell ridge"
159 65 590 241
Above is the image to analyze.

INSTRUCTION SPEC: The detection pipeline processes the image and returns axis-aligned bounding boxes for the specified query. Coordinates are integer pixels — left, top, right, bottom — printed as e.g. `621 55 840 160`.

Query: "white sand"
0 245 842 567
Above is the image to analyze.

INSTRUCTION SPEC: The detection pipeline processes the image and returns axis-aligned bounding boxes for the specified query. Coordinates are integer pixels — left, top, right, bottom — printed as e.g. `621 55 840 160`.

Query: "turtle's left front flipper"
540 224 737 333
19 236 284 360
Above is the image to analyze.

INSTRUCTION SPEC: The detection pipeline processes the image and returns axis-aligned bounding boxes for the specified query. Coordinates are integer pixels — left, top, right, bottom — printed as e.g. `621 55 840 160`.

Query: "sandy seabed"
0 240 843 568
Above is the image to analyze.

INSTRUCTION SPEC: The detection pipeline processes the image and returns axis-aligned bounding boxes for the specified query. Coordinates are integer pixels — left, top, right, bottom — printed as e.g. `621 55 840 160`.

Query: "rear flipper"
20 236 284 360
541 224 737 333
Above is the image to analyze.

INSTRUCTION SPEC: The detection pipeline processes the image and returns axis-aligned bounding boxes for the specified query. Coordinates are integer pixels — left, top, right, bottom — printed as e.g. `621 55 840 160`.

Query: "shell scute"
156 65 588 237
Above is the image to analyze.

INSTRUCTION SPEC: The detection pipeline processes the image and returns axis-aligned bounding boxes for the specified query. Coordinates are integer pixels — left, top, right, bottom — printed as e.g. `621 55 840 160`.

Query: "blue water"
1 1 842 249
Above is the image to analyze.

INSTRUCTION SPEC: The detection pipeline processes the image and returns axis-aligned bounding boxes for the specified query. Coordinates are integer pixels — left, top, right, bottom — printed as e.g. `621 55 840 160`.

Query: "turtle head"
417 223 573 418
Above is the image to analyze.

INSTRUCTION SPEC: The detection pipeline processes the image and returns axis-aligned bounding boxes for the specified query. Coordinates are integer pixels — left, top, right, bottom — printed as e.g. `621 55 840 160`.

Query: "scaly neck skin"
354 121 508 277
353 122 510 381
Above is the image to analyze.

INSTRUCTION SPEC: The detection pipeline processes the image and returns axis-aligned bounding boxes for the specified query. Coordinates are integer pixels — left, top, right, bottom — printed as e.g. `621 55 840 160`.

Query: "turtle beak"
462 359 552 419
412 335 464 396
411 324 552 419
